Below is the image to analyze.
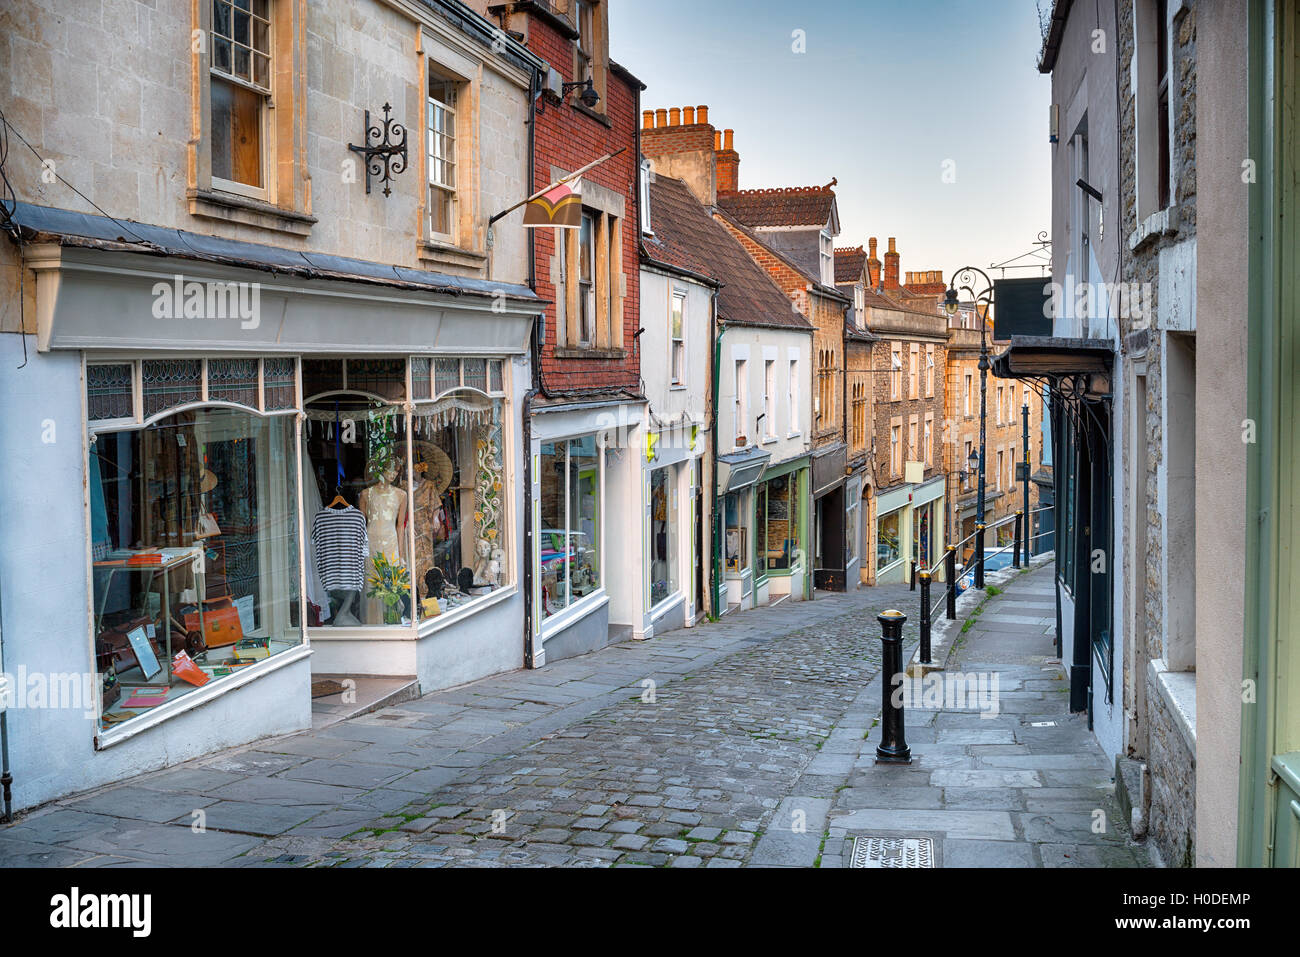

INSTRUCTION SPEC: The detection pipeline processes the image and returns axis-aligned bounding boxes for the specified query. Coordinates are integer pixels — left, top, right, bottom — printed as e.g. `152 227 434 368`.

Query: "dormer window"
819 229 834 286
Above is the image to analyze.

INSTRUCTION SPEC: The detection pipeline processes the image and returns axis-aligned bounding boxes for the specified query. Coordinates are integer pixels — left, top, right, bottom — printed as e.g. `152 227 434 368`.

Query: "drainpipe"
710 315 724 618
0 583 12 822
521 63 544 669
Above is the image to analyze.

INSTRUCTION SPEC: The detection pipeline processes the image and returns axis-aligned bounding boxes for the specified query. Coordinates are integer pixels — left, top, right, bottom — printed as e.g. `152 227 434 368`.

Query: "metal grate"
850 837 934 869
142 359 202 419
489 359 503 393
463 357 487 393
346 358 406 400
434 358 460 396
263 357 297 410
207 357 259 409
87 363 134 421
411 357 432 400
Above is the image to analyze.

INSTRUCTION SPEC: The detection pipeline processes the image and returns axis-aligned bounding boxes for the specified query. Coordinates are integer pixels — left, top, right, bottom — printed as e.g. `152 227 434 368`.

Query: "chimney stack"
883 237 901 291
716 128 739 193
867 237 882 289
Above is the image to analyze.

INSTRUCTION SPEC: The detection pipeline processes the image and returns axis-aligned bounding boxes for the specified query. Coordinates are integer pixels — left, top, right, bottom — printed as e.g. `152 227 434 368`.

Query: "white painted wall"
717 325 812 466
0 336 312 811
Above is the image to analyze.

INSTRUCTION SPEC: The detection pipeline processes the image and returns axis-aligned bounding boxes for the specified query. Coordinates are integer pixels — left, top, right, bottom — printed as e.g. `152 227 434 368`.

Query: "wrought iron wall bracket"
348 103 407 197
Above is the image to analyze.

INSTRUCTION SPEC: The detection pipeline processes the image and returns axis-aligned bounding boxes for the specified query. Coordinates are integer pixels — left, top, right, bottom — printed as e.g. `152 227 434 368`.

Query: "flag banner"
523 177 583 229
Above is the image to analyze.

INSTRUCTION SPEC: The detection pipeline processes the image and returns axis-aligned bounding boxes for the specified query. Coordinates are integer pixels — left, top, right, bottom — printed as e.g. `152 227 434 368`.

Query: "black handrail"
917 505 1056 655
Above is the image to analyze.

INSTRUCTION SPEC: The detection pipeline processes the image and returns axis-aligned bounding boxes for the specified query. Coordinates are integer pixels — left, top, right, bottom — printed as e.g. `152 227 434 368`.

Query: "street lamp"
944 267 996 590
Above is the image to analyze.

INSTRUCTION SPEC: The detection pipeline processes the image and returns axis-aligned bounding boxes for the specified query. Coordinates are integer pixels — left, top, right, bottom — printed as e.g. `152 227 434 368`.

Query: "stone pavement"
0 565 1151 868
0 581 918 868
818 564 1151 868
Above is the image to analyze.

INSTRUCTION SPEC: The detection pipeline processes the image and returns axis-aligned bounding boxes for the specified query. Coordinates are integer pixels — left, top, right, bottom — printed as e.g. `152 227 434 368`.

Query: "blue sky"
611 0 1051 283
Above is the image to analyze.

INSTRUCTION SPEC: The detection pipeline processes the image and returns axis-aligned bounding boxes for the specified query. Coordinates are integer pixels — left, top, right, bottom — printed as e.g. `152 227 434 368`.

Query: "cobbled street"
0 568 1147 868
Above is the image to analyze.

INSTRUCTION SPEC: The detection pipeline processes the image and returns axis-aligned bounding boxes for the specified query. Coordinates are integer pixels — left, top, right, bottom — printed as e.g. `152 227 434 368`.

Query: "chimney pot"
642 110 654 130
669 107 681 126
724 129 734 151
697 105 709 125
655 108 668 128
888 237 897 254
714 130 721 150
868 237 877 256
684 106 695 124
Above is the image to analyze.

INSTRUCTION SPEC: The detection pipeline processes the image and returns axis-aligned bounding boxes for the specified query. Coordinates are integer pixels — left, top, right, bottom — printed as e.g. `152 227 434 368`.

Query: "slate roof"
641 176 812 332
717 186 836 229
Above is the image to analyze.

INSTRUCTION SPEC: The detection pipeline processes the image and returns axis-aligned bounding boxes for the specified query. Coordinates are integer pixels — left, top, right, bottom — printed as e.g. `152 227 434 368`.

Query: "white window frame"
763 359 776 441
788 357 800 436
209 0 273 200
670 290 686 386
734 358 748 447
426 63 460 242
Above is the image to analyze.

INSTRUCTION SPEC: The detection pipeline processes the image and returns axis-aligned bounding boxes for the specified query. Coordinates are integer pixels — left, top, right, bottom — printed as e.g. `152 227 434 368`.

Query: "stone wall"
1117 0 1199 866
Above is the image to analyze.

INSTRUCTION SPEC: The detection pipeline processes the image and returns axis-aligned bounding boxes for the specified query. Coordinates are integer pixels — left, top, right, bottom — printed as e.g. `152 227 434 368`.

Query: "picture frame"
125 625 161 681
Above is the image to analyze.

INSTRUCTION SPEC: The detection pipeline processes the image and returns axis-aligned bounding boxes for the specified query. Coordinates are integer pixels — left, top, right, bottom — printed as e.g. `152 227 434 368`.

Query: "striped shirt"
311 506 369 592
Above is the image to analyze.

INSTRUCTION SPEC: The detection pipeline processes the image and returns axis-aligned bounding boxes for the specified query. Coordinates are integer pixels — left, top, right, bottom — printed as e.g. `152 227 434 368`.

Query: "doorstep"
309 674 420 730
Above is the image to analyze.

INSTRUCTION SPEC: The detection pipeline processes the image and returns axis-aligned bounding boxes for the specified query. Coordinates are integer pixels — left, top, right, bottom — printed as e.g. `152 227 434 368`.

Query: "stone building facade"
1116 0 1200 868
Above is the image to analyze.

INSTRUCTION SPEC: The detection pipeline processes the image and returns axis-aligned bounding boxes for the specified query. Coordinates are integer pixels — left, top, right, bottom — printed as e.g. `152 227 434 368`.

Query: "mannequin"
359 464 407 623
409 462 438 603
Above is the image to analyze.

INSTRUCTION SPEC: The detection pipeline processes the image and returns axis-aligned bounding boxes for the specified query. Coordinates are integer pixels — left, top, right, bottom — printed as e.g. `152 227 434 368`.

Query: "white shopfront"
530 397 646 663
0 229 538 809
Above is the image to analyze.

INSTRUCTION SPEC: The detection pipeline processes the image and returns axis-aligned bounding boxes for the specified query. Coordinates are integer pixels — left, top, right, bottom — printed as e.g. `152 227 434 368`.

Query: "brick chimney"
867 237 881 290
641 104 722 206
715 129 739 194
883 237 901 292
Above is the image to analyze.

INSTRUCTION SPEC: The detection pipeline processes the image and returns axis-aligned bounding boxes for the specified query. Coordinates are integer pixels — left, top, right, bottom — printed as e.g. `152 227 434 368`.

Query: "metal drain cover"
850 836 935 868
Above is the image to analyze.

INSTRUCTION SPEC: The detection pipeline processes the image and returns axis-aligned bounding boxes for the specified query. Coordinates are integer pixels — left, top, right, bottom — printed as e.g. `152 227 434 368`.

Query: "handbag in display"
183 595 244 647
96 616 163 675
195 512 222 539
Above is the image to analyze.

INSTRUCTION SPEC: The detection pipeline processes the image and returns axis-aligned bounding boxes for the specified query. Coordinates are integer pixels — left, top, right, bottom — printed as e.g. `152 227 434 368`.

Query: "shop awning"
9 202 543 354
990 336 1113 397
717 447 770 494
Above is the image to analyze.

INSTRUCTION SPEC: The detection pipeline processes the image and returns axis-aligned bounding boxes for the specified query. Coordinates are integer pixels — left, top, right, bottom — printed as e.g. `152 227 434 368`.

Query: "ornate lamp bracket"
348 103 407 197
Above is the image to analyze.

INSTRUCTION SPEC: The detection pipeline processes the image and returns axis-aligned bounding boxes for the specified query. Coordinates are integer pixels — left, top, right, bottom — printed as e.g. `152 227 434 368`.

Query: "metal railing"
914 503 1055 667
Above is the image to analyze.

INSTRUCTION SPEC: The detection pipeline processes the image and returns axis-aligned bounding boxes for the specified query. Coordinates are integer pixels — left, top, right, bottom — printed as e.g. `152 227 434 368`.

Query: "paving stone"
652 838 689 854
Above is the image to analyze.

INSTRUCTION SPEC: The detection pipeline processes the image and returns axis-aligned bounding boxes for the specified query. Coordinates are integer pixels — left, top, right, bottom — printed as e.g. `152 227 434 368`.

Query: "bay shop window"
86 355 512 734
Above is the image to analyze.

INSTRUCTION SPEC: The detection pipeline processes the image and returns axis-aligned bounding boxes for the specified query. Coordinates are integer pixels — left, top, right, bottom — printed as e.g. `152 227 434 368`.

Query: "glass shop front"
87 354 512 735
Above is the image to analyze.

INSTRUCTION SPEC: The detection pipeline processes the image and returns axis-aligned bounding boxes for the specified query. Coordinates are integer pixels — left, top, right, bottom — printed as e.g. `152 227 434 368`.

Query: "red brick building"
478 1 646 665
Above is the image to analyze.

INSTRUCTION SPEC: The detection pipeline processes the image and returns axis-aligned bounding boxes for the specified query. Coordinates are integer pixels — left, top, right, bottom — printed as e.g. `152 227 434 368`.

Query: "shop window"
876 509 901 571
409 392 508 622
303 397 412 626
648 466 678 608
724 491 749 574
761 474 798 572
90 407 300 732
539 436 602 619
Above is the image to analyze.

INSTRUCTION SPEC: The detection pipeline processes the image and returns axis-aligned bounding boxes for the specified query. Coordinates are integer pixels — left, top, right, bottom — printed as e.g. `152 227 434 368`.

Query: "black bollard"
945 545 957 620
1013 510 1023 569
975 522 986 590
875 609 911 764
919 572 932 665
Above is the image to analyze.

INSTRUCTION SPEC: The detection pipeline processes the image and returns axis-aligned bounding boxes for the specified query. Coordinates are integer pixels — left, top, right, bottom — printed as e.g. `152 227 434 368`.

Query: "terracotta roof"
717 186 836 228
641 176 813 332
834 246 866 284
713 206 850 304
